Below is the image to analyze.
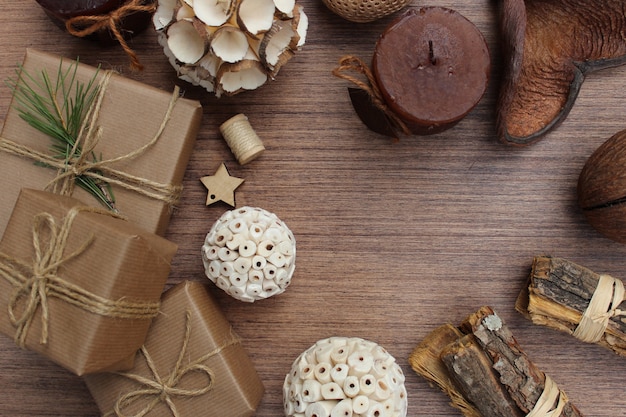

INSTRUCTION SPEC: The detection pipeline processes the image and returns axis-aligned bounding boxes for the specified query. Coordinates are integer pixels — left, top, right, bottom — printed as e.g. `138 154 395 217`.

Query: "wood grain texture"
1 1 626 416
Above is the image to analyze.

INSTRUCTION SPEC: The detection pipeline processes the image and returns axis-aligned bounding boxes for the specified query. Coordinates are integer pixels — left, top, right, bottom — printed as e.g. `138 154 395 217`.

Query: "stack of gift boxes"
0 49 264 416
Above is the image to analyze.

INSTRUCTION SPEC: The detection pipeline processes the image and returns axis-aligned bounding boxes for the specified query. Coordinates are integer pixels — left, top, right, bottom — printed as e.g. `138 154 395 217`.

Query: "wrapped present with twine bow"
84 280 265 417
0 189 177 376
0 48 202 239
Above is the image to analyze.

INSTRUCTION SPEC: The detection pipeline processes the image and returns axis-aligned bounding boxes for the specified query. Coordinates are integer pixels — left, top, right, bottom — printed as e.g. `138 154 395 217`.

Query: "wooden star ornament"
200 163 244 207
497 0 626 146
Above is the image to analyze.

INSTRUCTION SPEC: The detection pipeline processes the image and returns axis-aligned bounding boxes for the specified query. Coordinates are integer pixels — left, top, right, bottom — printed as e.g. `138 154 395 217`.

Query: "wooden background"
1 1 626 416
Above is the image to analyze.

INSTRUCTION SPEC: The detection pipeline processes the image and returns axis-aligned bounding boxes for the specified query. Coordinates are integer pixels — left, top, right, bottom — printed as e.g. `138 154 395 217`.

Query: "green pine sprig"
6 58 116 210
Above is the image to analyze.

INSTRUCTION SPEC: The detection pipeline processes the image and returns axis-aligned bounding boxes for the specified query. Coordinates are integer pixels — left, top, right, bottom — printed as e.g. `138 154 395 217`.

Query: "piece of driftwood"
516 255 626 356
409 306 583 417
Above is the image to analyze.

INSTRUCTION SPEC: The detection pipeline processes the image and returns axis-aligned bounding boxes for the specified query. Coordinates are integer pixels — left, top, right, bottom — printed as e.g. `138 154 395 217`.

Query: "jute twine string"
331 55 411 136
0 205 160 347
219 114 265 165
0 71 183 210
572 274 625 343
526 375 567 417
65 0 157 71
106 310 241 417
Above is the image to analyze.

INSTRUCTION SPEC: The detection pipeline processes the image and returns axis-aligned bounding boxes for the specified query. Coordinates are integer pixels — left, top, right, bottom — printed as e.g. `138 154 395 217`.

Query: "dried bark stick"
409 324 481 417
464 307 583 417
516 256 626 356
409 306 584 417
441 334 523 417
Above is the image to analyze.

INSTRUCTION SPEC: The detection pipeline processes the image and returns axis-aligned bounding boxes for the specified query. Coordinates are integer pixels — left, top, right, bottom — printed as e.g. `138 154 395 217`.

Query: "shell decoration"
283 336 408 417
202 206 296 302
153 0 308 97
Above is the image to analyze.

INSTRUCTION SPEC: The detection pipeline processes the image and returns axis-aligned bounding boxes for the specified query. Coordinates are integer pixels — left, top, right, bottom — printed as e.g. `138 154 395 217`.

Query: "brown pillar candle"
36 0 153 45
372 7 490 135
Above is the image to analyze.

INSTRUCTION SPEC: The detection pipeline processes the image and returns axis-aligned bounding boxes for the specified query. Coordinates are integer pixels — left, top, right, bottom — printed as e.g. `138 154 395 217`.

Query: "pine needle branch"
6 58 116 210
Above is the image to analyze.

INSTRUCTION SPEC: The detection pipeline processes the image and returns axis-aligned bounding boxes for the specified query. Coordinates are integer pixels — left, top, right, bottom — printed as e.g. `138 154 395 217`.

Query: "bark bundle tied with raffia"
516 255 626 357
409 306 584 417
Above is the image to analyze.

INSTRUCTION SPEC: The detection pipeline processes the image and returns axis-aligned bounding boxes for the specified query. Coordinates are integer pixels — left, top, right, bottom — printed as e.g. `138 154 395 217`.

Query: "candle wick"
428 40 437 65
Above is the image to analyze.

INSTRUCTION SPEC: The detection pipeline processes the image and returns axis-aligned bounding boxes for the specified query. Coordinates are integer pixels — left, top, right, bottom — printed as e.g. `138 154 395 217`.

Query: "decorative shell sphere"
202 206 296 302
283 337 408 417
322 0 410 23
153 0 308 97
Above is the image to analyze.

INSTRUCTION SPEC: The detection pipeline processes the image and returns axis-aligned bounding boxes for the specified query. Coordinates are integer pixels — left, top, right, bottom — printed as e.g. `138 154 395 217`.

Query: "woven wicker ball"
322 0 411 23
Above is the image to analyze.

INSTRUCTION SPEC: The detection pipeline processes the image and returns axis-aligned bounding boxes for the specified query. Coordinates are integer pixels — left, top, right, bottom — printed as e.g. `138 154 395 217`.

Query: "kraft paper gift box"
84 280 265 417
0 189 178 376
0 48 202 238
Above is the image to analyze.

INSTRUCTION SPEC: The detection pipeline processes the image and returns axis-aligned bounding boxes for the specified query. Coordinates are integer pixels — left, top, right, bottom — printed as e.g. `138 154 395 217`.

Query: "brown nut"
578 129 626 243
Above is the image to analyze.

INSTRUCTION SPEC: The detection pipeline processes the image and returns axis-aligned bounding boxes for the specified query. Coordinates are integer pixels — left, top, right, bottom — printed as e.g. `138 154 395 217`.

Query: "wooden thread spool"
220 114 265 165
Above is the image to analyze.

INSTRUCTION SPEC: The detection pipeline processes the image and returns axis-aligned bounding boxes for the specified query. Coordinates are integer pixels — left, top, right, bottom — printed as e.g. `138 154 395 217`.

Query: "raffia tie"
106 310 241 417
526 375 567 417
572 274 625 343
331 55 411 137
65 0 157 71
0 71 183 209
0 206 160 347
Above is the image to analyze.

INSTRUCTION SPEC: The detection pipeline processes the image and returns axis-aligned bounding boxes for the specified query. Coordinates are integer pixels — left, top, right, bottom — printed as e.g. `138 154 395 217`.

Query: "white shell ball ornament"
283 337 408 417
202 206 296 302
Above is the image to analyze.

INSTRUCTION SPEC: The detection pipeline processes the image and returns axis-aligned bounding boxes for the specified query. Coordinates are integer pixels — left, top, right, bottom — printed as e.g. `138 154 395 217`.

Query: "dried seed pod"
210 26 249 63
284 337 408 417
322 0 410 23
202 206 296 302
217 57 268 96
154 0 308 96
578 129 626 243
166 19 206 64
497 0 626 145
237 0 275 35
194 0 235 26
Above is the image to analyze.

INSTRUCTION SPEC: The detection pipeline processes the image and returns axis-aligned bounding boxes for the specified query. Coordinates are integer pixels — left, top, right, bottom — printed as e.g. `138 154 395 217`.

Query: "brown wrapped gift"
0 48 202 238
0 189 177 376
84 280 265 417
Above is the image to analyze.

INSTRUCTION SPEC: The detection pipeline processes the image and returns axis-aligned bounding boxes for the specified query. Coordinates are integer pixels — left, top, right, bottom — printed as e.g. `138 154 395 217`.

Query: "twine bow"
572 274 625 343
65 0 157 71
0 205 160 347
0 71 183 211
107 310 241 417
332 55 411 138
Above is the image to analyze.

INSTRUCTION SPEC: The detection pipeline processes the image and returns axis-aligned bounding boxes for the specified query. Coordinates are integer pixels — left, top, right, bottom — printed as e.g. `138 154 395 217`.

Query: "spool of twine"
219 114 265 165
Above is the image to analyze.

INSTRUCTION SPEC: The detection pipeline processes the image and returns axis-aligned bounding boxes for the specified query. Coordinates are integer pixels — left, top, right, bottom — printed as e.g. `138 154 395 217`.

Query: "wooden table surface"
1 1 626 416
